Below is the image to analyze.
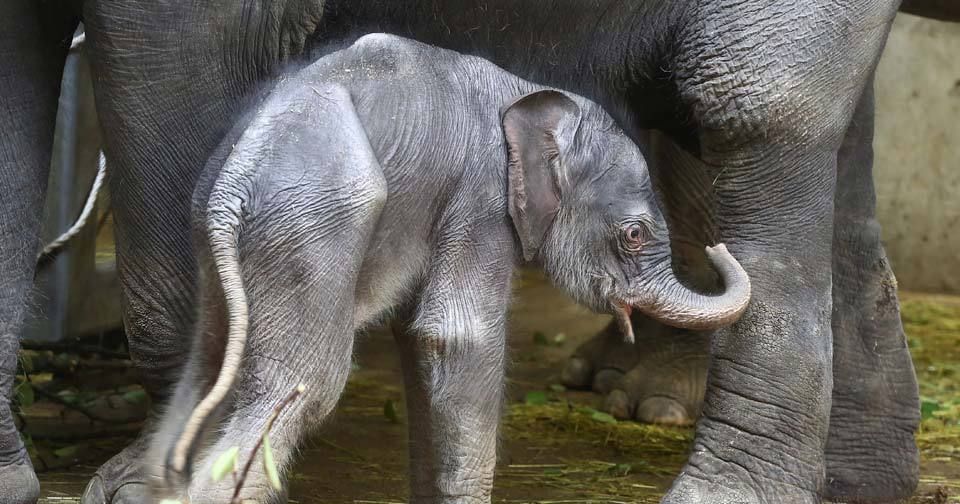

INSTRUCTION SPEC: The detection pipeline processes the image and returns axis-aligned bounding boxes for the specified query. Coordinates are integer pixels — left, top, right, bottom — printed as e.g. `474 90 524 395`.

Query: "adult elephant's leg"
661 2 898 500
824 78 920 502
662 135 837 504
0 4 77 503
79 11 206 501
80 2 324 502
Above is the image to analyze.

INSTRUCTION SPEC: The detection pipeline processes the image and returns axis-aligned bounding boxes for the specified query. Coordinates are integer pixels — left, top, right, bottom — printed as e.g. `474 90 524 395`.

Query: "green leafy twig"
219 383 305 504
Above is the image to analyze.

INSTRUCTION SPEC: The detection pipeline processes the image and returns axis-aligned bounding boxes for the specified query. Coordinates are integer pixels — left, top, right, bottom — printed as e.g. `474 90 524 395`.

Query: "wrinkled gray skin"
145 34 751 502
4 0 956 503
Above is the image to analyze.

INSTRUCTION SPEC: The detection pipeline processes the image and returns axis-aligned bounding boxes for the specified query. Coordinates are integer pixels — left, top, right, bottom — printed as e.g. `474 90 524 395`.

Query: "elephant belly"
352 219 432 330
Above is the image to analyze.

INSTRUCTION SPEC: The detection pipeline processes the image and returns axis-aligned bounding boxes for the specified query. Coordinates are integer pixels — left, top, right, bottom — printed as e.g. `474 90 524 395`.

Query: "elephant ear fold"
501 90 582 261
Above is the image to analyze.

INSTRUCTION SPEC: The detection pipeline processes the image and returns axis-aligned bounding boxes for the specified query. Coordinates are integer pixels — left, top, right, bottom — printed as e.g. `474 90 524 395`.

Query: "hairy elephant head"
502 90 751 339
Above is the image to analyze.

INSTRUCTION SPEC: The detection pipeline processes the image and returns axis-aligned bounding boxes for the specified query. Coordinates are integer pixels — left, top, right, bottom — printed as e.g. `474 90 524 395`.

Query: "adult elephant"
0 0 939 502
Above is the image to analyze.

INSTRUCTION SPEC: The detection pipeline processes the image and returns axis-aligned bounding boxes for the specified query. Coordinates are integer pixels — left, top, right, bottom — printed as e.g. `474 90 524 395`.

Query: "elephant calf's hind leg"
175 84 386 502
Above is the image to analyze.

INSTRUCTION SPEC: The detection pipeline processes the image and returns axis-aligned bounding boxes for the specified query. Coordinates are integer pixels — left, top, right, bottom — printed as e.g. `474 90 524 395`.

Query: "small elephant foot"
0 462 40 504
562 315 708 425
81 436 151 504
661 465 817 504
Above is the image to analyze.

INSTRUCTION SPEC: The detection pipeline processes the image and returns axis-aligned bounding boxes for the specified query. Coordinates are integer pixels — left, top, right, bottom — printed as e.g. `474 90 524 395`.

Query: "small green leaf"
76 389 99 407
210 446 238 482
921 399 942 420
52 353 74 370
590 411 618 425
57 389 78 404
121 389 148 405
54 445 78 458
383 399 400 424
262 436 282 490
548 384 566 393
16 383 34 408
532 331 549 346
525 391 548 406
611 463 632 475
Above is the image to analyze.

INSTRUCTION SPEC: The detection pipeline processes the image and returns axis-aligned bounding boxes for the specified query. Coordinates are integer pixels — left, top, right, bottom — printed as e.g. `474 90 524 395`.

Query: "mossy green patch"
505 402 691 467
902 296 960 465
496 401 691 501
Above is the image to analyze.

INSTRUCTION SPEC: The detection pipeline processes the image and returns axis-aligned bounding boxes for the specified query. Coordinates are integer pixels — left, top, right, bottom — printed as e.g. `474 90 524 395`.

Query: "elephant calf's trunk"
635 244 751 331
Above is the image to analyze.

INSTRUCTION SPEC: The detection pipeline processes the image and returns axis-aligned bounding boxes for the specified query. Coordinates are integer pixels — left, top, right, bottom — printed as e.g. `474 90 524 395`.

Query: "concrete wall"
874 14 960 293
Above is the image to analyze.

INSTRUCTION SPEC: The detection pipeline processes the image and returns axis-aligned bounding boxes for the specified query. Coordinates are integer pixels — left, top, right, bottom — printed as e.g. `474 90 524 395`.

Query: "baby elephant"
149 33 750 502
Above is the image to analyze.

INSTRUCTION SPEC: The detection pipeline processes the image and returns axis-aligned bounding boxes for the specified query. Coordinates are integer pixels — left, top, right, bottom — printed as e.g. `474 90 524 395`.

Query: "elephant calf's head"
501 90 751 340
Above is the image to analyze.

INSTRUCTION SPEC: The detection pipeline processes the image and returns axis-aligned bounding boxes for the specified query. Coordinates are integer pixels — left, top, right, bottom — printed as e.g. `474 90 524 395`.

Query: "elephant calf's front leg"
393 224 514 504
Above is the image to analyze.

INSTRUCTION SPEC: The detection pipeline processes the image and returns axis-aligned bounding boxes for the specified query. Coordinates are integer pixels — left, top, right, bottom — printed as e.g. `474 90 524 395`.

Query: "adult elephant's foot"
561 314 708 425
0 379 39 504
653 294 833 504
0 462 40 504
1 373 39 504
81 436 151 504
661 460 818 504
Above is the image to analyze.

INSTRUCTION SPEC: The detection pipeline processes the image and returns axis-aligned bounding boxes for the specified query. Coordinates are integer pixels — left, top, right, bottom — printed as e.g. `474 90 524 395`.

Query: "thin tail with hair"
169 196 250 477
36 151 107 271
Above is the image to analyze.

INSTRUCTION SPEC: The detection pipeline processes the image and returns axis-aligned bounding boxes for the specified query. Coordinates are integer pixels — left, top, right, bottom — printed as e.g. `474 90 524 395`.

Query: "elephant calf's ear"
501 90 582 261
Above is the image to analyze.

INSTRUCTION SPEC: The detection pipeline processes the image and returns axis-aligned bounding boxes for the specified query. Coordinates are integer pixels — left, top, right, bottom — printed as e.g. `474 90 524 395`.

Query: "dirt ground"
28 271 960 503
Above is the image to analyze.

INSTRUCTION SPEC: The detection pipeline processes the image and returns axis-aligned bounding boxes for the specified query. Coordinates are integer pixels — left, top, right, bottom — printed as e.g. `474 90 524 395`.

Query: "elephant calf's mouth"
610 300 635 344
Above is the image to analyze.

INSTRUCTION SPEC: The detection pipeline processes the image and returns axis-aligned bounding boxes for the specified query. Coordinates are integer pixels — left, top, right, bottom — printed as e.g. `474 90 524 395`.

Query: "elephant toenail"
591 369 624 394
604 389 633 420
81 475 107 504
112 482 151 504
560 357 593 388
636 396 692 426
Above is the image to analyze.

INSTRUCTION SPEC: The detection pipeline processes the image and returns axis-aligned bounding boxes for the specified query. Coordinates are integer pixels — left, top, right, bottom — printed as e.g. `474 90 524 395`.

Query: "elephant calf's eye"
620 223 647 253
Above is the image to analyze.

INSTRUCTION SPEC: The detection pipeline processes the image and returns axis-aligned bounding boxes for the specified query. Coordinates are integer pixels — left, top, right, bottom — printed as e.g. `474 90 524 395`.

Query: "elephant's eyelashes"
620 223 647 254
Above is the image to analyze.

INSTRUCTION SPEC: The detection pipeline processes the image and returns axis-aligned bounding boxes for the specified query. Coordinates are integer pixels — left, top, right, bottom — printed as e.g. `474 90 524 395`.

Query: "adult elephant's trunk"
632 244 752 331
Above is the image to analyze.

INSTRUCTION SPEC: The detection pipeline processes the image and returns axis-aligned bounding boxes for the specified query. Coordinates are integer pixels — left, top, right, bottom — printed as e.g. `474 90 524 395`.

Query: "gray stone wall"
875 14 960 293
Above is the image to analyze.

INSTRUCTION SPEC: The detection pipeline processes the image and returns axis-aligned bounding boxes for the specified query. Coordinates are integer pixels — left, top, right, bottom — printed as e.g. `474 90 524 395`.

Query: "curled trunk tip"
635 242 751 330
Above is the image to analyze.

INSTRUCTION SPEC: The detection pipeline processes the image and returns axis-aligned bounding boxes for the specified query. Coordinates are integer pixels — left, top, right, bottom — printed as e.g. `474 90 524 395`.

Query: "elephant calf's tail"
169 190 250 477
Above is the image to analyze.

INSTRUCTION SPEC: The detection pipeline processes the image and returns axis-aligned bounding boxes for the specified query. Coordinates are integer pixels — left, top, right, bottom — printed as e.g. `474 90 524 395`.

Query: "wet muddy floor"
30 271 960 503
